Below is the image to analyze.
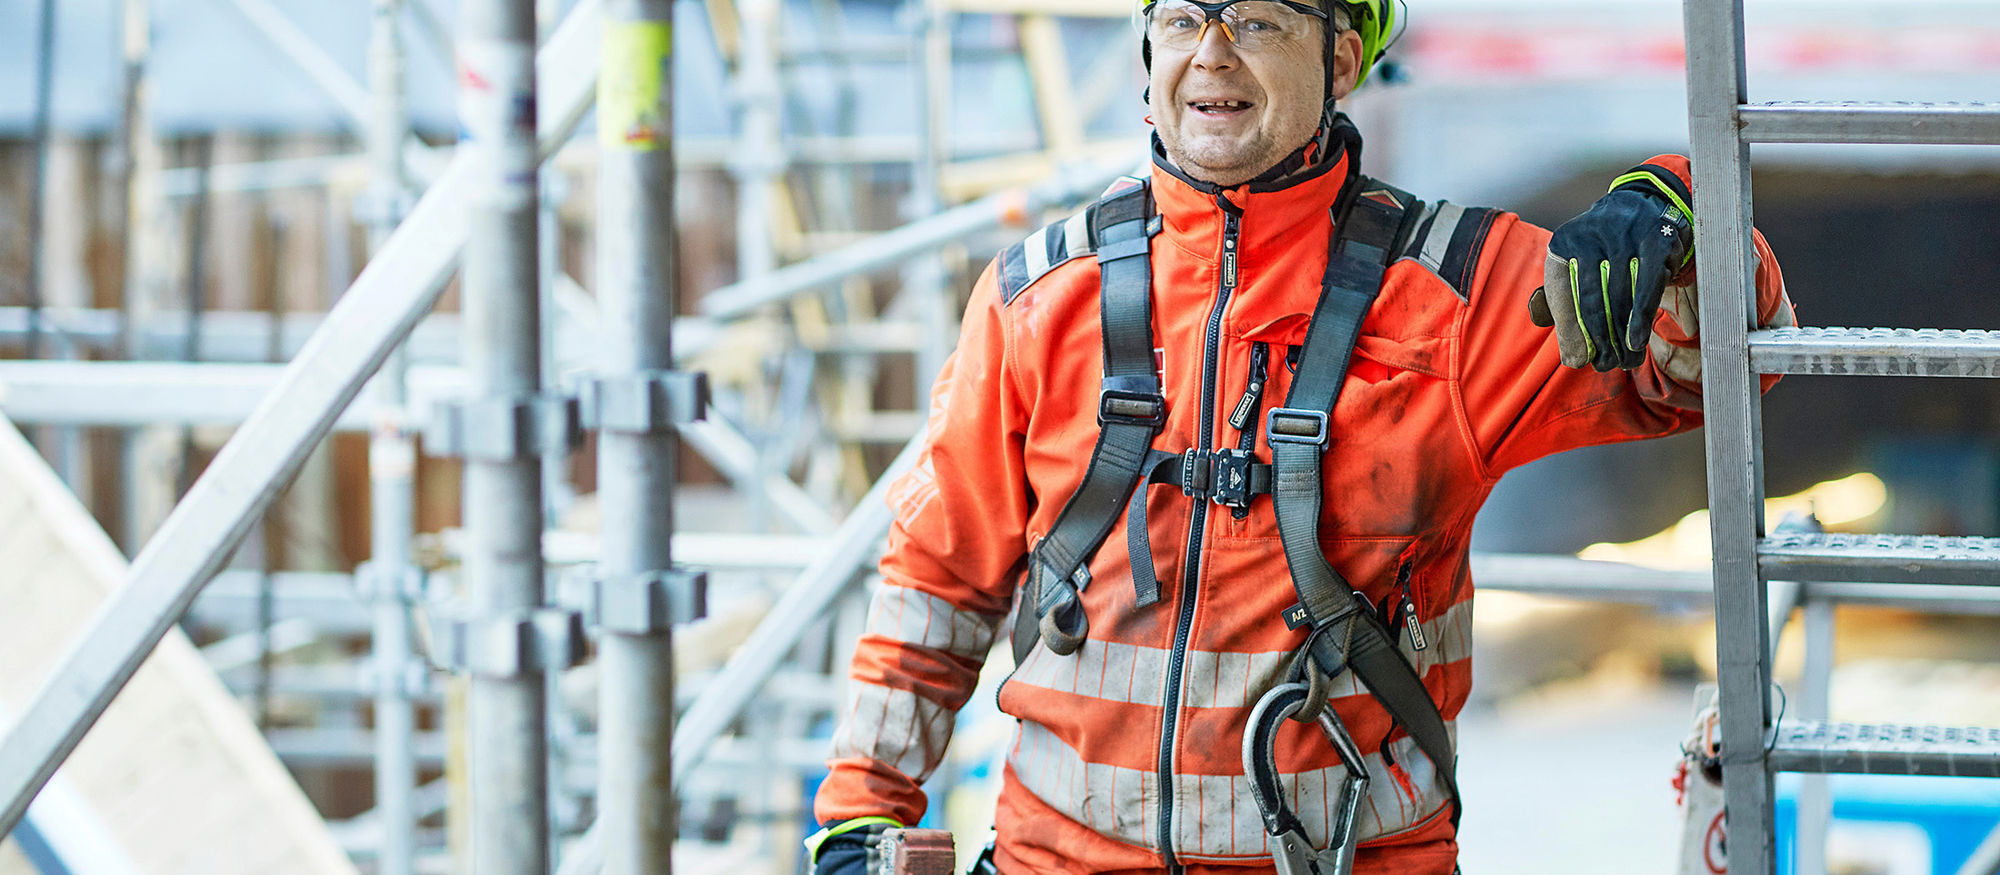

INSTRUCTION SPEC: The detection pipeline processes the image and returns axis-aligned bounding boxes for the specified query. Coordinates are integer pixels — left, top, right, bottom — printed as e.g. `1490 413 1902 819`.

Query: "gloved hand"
1530 168 1694 371
806 817 898 875
811 834 870 875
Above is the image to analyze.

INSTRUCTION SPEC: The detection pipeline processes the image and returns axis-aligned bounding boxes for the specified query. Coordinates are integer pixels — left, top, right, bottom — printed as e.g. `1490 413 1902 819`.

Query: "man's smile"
1189 98 1256 118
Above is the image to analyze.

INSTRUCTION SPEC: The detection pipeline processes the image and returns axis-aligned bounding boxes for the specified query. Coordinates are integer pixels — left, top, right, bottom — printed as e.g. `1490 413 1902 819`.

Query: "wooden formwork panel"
0 419 356 875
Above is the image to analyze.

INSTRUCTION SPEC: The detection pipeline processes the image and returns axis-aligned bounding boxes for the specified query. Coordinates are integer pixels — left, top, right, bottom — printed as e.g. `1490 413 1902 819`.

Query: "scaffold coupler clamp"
1244 681 1371 875
577 369 709 433
423 392 584 460
425 606 588 678
558 564 708 636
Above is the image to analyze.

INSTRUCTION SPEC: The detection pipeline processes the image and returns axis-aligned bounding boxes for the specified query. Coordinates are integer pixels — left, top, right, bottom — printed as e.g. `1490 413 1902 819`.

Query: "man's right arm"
810 260 1032 856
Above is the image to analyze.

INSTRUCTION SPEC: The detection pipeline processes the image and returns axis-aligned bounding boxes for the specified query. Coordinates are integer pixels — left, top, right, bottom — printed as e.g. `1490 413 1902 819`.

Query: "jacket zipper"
1157 197 1241 867
1226 341 1270 520
1392 548 1427 652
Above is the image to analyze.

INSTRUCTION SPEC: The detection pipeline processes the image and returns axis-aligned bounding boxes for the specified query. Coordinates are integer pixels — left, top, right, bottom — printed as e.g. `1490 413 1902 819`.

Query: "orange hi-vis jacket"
816 145 1793 875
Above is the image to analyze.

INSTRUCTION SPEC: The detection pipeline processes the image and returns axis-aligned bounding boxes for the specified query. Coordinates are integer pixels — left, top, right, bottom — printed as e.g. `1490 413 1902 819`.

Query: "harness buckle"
1210 448 1255 508
1098 383 1166 429
1177 448 1258 508
1178 450 1209 499
1265 407 1330 448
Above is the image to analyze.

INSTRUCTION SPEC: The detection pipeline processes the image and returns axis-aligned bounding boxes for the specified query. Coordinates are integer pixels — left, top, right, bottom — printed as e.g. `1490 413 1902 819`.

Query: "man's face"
1148 2 1365 187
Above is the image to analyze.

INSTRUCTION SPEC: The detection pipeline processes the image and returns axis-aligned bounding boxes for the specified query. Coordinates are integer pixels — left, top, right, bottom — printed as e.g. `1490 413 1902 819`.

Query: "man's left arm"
1455 154 1795 476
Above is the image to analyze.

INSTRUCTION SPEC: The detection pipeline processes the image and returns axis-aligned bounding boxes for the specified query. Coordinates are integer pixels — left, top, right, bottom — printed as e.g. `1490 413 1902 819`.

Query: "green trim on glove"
1608 170 1696 270
1566 257 1593 363
1608 170 1693 226
804 816 903 862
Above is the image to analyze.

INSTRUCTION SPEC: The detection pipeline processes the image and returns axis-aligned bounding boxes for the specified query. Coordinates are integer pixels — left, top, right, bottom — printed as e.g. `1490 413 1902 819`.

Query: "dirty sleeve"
813 260 1028 827
1452 154 1796 478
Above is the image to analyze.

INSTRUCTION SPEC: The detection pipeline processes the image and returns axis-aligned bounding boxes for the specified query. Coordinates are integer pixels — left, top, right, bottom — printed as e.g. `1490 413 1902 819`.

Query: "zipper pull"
1228 343 1271 432
1227 345 1270 431
1396 559 1428 652
1227 384 1261 433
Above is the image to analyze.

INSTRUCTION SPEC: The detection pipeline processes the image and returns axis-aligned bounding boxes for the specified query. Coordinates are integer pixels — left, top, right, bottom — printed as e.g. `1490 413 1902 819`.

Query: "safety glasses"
1145 0 1327 52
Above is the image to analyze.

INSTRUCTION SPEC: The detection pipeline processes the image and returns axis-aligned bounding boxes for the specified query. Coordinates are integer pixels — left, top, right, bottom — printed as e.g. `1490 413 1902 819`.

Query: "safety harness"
1013 182 1166 657
1010 170 1462 869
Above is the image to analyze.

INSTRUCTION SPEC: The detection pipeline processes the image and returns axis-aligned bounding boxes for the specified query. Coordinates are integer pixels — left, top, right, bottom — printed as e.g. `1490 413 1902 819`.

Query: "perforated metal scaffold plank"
1750 328 2000 378
1770 723 2000 778
1738 101 2000 145
1759 533 2000 586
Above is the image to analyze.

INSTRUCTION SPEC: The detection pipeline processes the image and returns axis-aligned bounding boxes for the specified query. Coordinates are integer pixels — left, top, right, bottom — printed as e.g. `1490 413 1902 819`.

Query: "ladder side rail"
1682 0 1777 873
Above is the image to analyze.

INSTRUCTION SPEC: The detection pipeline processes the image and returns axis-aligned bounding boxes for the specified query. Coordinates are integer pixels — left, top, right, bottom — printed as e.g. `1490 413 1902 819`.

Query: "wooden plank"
0 417 357 875
1019 15 1085 159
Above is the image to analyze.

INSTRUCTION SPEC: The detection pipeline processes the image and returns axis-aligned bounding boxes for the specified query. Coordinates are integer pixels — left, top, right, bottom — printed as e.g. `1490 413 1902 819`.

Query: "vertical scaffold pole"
905 0 953 397
27 0 56 365
594 2 686 871
114 0 160 555
457 0 551 869
365 1 419 873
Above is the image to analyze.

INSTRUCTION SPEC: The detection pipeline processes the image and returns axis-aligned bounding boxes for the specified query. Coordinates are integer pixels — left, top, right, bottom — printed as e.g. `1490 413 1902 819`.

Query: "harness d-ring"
1244 682 1371 875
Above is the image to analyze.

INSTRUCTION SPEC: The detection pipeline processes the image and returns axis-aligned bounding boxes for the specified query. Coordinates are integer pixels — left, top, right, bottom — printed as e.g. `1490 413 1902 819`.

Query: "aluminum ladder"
1681 1 2000 872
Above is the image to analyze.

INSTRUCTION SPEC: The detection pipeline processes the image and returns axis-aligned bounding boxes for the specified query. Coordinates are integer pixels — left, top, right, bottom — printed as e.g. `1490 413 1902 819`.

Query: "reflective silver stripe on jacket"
1009 599 1473 706
1009 719 1454 856
1415 202 1466 275
833 681 955 780
863 583 1001 660
831 585 1003 780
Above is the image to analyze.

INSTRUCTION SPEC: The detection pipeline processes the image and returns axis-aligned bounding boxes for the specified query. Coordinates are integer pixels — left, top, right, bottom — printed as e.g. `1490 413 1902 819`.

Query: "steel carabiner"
1245 681 1373 875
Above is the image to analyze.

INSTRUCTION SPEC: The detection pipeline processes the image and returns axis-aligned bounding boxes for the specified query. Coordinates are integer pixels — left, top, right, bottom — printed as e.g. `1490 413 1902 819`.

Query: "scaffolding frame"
0 2 1138 871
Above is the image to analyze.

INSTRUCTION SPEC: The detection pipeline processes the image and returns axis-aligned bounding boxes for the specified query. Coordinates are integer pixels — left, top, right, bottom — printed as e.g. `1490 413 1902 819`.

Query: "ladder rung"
1770 722 2000 777
1738 101 2000 146
1759 533 2000 586
1750 327 2000 378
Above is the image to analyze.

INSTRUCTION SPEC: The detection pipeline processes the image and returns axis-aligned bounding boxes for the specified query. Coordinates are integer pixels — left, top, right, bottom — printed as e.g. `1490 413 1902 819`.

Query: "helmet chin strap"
1310 96 1339 162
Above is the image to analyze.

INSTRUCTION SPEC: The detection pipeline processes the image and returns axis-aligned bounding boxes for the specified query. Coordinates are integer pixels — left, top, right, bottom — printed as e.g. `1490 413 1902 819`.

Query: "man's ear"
1328 28 1366 100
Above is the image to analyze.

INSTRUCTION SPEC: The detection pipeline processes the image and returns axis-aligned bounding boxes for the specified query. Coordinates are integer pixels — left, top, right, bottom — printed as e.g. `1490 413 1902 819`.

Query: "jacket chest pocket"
1212 356 1451 543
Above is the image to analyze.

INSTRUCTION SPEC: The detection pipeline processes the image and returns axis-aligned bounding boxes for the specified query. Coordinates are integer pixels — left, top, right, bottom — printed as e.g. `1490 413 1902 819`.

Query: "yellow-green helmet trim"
1342 0 1394 88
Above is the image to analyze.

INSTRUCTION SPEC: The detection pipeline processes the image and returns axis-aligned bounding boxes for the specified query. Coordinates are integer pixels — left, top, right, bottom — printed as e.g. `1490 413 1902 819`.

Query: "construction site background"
0 0 1996 873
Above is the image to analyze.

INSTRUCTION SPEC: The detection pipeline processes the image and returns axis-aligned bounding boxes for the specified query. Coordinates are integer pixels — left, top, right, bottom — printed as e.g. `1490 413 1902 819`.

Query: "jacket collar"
1148 130 1355 261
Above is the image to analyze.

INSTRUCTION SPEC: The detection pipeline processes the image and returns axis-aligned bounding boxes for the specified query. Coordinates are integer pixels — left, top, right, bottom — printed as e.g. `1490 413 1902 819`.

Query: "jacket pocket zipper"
1393 548 1427 652
1226 341 1270 520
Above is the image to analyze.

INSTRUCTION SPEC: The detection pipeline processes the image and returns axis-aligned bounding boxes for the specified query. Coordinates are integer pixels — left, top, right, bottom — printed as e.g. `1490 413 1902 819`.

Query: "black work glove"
1530 169 1694 371
806 818 896 875
812 835 870 875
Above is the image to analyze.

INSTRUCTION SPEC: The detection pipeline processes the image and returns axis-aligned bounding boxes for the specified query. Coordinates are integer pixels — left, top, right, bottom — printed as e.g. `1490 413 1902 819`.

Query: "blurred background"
0 0 1996 872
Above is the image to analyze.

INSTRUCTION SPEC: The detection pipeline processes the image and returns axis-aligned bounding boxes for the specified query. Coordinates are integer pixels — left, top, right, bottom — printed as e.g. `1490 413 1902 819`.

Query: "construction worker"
808 1 1794 873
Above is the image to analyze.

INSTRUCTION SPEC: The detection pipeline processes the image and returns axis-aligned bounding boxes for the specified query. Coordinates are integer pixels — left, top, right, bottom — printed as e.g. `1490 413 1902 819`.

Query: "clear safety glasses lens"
1146 0 1321 52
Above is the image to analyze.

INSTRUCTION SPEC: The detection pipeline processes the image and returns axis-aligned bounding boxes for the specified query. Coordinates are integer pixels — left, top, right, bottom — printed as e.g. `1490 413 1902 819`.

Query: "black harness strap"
1017 184 1163 659
1268 178 1462 825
